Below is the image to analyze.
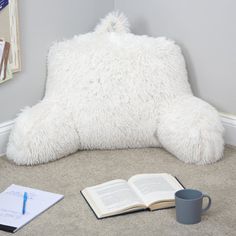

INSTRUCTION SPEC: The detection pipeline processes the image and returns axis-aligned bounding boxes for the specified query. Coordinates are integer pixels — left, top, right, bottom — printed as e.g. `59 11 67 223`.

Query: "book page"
83 179 145 215
0 41 5 62
0 41 5 76
0 184 64 232
128 173 183 206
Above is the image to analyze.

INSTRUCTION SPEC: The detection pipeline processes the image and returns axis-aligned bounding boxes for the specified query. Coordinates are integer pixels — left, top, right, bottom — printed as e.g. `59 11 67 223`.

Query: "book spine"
2 42 10 80
0 40 5 75
0 41 10 81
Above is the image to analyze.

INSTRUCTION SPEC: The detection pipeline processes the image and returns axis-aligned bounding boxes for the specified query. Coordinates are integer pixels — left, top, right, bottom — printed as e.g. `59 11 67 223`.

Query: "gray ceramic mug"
175 189 211 224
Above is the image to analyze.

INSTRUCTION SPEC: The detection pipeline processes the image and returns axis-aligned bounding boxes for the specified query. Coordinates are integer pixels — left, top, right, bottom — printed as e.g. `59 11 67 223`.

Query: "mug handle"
202 194 211 213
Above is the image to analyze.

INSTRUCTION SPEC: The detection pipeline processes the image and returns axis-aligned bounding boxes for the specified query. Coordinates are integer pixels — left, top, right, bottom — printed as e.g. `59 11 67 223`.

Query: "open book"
81 173 184 219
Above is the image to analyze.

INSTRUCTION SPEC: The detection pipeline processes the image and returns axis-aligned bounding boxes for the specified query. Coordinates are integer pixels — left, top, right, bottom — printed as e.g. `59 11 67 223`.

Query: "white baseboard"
0 120 14 157
0 113 235 157
220 113 236 147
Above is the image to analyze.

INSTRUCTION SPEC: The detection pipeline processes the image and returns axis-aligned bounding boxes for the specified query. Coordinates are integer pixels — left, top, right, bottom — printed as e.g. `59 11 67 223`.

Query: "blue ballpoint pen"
22 192 28 215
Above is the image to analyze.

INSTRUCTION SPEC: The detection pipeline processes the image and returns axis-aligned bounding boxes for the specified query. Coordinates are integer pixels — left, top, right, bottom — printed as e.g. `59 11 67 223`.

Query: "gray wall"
0 0 113 123
115 0 236 115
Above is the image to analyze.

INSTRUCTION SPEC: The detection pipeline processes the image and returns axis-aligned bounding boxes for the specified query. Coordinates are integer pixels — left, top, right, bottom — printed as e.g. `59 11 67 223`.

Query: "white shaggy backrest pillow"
7 12 224 165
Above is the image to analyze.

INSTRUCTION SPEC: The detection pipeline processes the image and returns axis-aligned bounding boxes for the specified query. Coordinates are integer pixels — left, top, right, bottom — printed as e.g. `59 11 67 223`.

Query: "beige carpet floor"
0 147 235 236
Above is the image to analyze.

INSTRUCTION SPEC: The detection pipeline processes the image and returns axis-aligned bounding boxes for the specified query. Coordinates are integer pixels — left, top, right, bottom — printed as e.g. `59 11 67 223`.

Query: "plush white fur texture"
7 12 224 165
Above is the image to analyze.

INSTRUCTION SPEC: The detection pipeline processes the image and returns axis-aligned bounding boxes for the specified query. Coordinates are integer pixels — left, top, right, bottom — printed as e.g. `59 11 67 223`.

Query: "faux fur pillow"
7 12 224 165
